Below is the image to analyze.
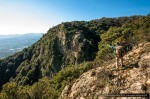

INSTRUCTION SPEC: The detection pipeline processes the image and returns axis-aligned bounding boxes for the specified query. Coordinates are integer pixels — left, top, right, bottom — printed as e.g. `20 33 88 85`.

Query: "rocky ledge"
60 42 150 99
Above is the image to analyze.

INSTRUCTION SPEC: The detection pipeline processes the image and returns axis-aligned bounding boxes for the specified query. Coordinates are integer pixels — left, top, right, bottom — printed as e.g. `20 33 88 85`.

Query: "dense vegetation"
0 33 43 59
0 14 149 98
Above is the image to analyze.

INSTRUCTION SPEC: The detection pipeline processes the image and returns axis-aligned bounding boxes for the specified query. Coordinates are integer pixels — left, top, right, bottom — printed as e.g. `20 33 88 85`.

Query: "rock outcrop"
0 22 100 86
60 42 150 99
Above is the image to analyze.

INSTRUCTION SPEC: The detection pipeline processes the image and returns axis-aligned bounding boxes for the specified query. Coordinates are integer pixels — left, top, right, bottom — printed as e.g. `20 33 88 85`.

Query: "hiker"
108 43 125 69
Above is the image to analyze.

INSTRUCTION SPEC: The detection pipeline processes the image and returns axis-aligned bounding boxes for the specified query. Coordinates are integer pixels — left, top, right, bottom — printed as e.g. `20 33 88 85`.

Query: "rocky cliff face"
0 16 142 87
60 42 150 99
0 15 149 98
0 22 100 86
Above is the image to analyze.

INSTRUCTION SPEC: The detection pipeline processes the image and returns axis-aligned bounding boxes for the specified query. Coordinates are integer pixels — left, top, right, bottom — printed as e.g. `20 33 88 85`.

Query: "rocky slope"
0 22 100 87
60 42 150 99
0 15 149 99
1 16 136 87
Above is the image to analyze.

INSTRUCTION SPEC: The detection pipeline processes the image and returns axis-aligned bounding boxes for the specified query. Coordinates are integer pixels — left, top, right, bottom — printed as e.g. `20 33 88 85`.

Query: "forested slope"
0 15 149 99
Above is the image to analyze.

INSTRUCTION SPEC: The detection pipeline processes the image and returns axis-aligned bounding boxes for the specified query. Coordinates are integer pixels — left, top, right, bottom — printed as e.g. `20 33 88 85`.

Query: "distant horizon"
0 0 150 35
0 33 44 35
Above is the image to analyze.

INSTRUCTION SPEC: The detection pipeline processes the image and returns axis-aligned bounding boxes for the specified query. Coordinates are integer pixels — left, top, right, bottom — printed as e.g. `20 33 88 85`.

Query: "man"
108 43 125 69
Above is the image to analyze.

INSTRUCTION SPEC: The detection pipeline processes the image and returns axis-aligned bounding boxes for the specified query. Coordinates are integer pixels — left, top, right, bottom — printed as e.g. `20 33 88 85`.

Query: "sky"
0 0 150 35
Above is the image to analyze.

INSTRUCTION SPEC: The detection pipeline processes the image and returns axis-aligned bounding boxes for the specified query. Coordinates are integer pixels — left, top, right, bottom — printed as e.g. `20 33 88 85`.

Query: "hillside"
0 33 43 59
60 42 150 98
0 15 149 99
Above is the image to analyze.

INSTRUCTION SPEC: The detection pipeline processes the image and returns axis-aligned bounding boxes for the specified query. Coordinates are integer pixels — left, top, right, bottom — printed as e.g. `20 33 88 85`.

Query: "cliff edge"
60 42 150 99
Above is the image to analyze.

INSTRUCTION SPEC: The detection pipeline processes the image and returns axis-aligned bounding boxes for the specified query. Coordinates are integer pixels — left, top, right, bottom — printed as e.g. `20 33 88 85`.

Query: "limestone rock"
147 79 150 85
60 42 150 99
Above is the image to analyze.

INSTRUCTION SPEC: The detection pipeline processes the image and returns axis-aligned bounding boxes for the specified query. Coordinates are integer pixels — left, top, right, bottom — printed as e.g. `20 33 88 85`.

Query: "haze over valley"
0 33 43 58
0 0 149 99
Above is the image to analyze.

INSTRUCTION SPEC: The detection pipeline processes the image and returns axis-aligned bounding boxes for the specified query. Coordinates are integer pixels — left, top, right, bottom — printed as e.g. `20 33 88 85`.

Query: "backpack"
122 43 132 53
116 46 124 57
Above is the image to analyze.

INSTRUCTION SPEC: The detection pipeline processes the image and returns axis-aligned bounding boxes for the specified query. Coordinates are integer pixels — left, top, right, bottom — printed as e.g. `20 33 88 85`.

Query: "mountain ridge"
0 14 149 99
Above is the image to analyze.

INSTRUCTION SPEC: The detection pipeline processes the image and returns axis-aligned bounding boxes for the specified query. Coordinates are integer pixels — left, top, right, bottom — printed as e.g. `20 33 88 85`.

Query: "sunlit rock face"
0 22 100 86
60 42 150 99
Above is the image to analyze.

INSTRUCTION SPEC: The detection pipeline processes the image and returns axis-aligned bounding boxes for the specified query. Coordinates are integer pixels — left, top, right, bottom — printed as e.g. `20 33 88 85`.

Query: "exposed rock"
147 79 150 85
0 22 100 86
60 42 150 99
59 85 71 99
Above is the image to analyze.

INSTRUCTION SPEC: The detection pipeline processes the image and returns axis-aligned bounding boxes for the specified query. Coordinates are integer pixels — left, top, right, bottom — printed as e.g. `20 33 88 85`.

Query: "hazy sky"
0 0 150 35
